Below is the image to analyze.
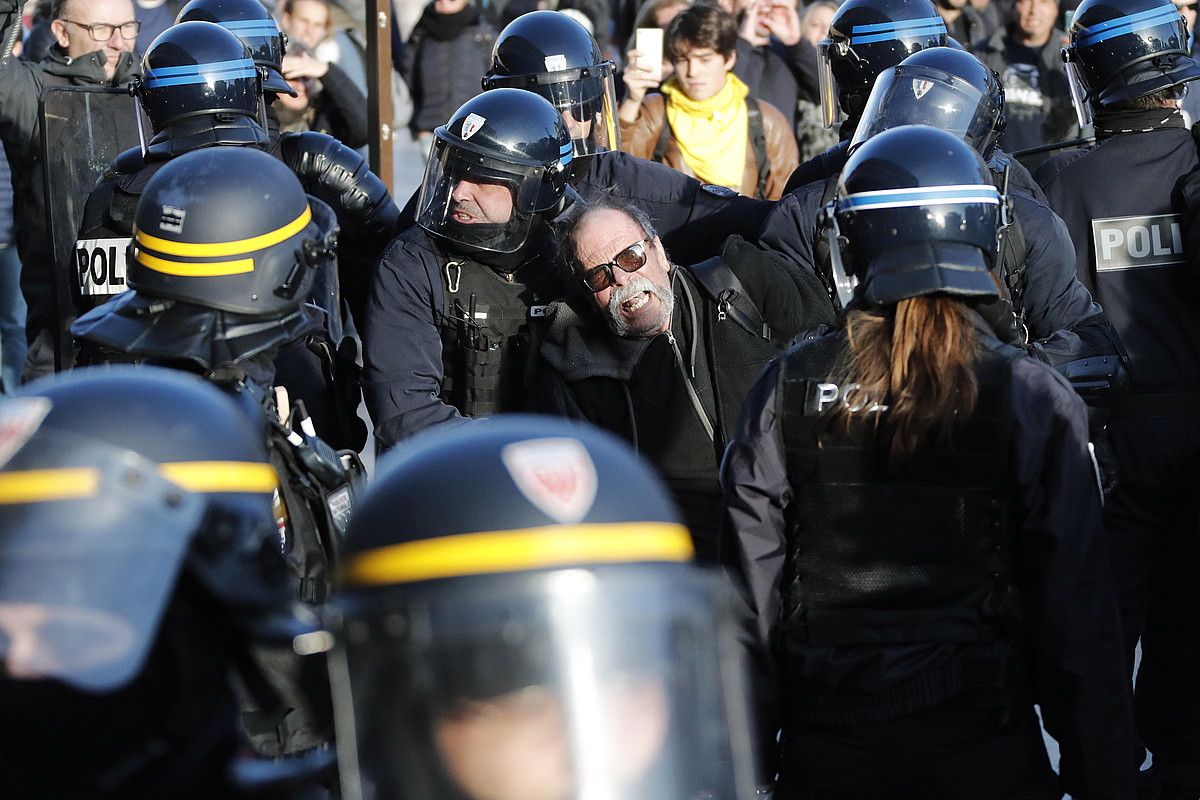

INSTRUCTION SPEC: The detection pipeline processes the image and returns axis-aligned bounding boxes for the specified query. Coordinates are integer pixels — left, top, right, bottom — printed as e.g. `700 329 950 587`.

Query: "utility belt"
268 391 363 605
1111 391 1200 418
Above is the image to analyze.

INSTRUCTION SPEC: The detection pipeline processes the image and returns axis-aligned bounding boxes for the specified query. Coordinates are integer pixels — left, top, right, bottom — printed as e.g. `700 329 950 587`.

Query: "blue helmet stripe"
851 24 946 44
1076 6 1180 46
851 16 947 34
838 185 1000 212
145 67 258 87
218 20 280 35
145 58 255 77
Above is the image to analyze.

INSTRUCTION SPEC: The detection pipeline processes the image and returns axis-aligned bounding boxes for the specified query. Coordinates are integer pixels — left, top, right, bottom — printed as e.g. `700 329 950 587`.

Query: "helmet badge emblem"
0 397 51 471
501 438 598 524
912 79 934 99
159 205 186 234
462 113 486 141
544 54 568 72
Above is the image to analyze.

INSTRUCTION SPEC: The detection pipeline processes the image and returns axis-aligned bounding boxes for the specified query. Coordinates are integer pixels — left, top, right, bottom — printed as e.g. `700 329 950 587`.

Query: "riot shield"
39 85 147 370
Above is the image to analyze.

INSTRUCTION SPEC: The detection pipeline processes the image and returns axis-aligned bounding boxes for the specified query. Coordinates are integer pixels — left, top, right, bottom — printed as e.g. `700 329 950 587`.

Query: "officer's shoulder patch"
0 397 52 470
700 184 738 199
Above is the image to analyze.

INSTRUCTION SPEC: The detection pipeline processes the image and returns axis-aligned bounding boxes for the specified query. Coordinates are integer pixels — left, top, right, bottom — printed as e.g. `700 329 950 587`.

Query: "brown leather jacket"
619 92 799 200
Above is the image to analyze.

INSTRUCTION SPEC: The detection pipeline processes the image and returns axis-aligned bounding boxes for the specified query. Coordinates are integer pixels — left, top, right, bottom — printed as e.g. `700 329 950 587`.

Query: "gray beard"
604 274 674 338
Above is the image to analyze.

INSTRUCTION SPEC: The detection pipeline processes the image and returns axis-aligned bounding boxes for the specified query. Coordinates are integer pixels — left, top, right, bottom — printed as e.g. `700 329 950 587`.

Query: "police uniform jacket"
397 149 775 266
528 235 836 561
0 0 140 357
363 226 561 450
759 152 1125 372
720 316 1135 800
1036 122 1200 394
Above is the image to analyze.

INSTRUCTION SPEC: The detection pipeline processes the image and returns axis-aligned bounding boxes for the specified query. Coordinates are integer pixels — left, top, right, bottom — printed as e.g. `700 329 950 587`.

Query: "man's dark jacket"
0 0 140 354
529 236 836 562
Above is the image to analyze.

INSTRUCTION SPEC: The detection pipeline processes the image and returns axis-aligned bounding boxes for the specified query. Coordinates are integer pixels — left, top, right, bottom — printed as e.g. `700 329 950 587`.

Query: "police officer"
722 126 1135 800
396 9 774 266
328 415 760 800
1036 0 1200 792
761 45 1128 416
0 366 326 798
363 89 574 450
72 147 355 616
72 21 369 451
172 0 399 330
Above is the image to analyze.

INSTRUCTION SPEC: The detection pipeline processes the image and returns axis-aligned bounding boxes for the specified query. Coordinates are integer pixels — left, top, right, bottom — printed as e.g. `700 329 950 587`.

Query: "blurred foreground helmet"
71 146 335 370
417 89 574 254
329 415 758 800
1063 0 1200 127
482 10 619 156
818 0 947 128
176 0 296 96
826 125 1003 306
135 21 268 157
850 46 1006 159
0 367 301 796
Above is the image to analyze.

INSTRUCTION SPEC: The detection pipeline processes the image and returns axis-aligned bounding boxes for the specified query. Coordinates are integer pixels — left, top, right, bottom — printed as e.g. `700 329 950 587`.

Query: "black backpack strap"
997 212 1028 324
812 173 842 294
686 256 771 339
746 96 770 200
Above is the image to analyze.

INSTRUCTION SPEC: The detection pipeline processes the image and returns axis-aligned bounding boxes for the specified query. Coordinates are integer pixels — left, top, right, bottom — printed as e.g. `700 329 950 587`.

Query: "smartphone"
634 28 664 83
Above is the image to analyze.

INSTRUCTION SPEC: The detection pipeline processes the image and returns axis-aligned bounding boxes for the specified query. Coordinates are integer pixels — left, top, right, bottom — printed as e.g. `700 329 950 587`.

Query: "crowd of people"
1 0 1200 796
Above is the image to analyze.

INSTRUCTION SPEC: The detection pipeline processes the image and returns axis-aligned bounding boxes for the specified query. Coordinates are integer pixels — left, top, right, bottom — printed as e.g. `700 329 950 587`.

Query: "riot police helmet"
71 147 334 370
176 0 297 96
329 415 758 800
850 46 1006 159
818 0 948 129
482 10 619 157
136 21 269 157
416 89 574 254
827 125 1003 307
1062 0 1200 126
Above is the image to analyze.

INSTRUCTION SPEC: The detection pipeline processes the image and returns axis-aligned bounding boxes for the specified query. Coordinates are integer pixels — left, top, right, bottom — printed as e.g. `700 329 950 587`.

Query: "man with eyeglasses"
527 194 834 563
0 0 141 383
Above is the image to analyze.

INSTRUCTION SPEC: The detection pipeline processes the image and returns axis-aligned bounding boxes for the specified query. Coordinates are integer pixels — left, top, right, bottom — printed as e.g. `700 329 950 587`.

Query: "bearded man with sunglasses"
528 195 835 563
0 0 142 382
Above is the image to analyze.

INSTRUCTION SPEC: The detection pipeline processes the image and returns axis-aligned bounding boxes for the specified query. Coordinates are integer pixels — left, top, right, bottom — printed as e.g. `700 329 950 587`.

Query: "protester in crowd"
733 0 820 131
0 0 141 381
620 4 798 199
402 0 495 158
934 0 991 48
627 0 690 82
0 143 24 394
978 0 1077 167
794 0 839 160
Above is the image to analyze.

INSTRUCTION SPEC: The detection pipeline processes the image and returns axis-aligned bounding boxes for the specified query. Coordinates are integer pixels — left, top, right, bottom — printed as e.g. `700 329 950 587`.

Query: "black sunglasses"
580 237 652 292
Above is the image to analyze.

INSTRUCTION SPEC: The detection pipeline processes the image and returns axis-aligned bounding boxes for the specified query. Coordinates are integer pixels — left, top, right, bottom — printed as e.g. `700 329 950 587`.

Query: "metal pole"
366 0 394 193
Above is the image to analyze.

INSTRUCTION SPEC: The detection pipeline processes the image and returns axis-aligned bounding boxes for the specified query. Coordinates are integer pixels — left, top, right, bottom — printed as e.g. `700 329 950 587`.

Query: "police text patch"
1090 213 1184 272
73 237 132 296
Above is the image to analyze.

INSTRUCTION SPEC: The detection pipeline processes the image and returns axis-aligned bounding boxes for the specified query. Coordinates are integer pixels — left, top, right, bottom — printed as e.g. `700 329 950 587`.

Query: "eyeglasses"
579 237 652 292
61 19 141 42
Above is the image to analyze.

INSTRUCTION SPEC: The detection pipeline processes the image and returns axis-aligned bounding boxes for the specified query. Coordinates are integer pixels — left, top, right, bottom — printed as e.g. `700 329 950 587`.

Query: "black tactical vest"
436 255 555 417
775 336 1026 726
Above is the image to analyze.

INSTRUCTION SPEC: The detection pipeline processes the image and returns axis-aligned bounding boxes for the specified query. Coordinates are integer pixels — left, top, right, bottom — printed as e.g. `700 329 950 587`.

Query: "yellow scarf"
661 72 749 191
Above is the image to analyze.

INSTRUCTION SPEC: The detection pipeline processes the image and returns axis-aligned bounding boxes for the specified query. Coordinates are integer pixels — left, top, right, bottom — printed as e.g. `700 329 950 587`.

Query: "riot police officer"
396 9 773 266
722 125 1135 800
0 366 326 798
363 89 575 450
71 20 370 451
1036 0 1200 792
72 146 355 611
328 414 760 800
760 45 1128 420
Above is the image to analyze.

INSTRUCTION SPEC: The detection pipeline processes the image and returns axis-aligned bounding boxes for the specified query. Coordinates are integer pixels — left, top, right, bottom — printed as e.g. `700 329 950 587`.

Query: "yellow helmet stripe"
157 461 279 493
135 205 312 258
0 462 277 505
0 468 100 504
135 250 255 277
342 522 695 586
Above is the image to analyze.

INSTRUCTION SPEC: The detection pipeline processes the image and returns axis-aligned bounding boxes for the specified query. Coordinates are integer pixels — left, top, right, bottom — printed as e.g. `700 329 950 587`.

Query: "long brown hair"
829 296 980 463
